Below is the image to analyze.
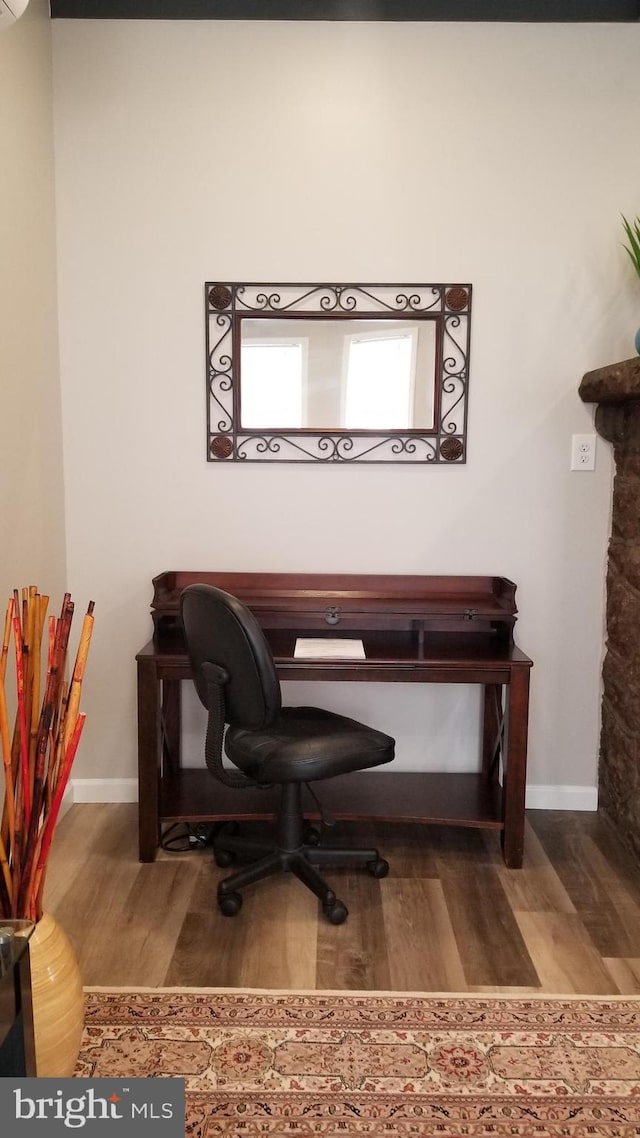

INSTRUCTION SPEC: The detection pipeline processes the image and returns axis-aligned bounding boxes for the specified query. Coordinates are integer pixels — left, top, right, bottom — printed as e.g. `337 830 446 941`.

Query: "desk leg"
501 664 530 869
137 656 161 863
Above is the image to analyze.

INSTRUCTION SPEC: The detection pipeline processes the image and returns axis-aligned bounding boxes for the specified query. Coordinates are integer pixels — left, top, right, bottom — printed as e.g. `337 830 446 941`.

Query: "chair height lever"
304 783 336 828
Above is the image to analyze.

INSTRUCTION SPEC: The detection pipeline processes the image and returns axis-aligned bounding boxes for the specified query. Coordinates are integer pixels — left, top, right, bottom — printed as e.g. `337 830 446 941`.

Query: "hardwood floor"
45 804 640 993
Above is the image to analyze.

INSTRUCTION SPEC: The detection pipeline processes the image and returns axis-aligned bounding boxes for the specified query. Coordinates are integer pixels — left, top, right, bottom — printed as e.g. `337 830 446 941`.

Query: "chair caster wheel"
324 900 348 925
214 848 235 868
305 825 322 846
367 858 389 879
218 891 243 916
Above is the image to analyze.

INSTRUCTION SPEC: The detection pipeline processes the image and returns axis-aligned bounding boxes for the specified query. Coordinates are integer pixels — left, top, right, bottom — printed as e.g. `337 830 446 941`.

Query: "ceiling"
49 1 640 20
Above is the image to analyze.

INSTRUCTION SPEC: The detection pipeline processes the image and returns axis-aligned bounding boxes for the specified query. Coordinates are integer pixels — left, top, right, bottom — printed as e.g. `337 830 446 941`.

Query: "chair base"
213 784 388 923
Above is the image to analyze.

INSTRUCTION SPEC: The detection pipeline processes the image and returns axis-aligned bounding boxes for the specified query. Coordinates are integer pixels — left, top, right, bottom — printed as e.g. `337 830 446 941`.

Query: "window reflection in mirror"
239 318 436 432
241 338 307 428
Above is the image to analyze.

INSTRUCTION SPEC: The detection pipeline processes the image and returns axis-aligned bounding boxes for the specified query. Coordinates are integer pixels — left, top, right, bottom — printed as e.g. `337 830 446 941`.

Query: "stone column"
579 355 640 861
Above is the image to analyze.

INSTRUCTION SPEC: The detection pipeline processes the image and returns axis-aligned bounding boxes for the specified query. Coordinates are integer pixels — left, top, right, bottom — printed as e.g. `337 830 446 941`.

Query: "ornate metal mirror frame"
206 281 472 463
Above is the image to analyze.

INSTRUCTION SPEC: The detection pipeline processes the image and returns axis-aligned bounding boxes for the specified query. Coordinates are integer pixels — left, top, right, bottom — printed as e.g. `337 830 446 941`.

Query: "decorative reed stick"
0 598 16 854
12 609 31 832
0 588 94 921
0 598 13 683
19 596 75 915
31 714 87 921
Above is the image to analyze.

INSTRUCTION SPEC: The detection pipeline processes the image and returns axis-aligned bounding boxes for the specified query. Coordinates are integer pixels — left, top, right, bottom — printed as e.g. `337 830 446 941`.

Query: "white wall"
0 1 66 609
52 20 640 803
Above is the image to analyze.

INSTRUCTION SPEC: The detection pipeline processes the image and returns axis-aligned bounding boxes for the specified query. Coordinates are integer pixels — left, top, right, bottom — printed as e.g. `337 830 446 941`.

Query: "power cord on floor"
160 822 215 852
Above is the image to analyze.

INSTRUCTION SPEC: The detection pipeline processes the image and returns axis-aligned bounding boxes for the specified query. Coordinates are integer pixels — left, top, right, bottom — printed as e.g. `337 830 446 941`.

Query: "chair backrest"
180 584 281 730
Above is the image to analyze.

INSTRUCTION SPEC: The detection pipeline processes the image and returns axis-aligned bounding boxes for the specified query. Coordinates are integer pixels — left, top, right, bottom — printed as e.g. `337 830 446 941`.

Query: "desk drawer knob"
325 606 341 626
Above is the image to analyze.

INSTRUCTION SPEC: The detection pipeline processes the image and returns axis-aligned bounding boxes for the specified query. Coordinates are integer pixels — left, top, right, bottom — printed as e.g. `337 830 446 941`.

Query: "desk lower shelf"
159 770 504 831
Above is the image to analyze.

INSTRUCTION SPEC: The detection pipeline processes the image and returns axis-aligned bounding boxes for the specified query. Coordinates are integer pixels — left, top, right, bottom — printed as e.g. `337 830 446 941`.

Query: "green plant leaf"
622 214 640 278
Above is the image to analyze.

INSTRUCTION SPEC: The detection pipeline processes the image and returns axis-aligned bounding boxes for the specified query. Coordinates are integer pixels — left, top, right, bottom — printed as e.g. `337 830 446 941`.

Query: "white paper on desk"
294 638 366 660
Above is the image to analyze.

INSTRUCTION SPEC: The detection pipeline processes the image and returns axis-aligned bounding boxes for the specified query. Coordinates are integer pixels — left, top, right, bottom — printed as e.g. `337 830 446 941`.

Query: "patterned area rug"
79 989 640 1136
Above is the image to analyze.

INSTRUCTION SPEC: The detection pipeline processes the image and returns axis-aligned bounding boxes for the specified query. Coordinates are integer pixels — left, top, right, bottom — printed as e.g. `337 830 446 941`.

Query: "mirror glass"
239 317 437 431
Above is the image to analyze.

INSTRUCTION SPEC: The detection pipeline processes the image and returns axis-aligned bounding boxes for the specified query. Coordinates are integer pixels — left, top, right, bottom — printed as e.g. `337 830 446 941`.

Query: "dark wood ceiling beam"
49 0 640 21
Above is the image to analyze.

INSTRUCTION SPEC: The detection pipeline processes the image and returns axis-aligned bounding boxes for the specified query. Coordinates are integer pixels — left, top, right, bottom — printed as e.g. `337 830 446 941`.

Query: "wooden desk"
136 572 533 868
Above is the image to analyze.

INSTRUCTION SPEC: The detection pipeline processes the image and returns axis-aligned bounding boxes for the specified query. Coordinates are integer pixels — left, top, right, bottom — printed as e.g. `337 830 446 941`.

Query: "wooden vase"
29 912 84 1077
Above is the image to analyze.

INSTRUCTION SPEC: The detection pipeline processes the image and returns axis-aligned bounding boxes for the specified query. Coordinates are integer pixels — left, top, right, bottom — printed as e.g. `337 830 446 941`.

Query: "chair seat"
226 706 395 783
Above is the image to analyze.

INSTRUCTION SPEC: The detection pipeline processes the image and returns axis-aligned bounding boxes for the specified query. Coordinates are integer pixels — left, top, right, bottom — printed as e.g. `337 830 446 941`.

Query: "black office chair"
180 583 395 924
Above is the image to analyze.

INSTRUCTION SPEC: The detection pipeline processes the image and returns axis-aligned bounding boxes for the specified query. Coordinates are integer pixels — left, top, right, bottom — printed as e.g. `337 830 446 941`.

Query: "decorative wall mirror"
206 282 472 463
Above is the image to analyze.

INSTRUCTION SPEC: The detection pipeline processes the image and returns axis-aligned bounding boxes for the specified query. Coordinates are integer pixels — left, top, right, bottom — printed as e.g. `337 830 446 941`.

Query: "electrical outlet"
571 433 596 471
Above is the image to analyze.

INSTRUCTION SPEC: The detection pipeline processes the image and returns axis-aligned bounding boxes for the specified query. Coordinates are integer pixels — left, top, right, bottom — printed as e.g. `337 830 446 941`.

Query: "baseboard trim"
70 778 139 803
69 778 598 812
525 784 598 811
